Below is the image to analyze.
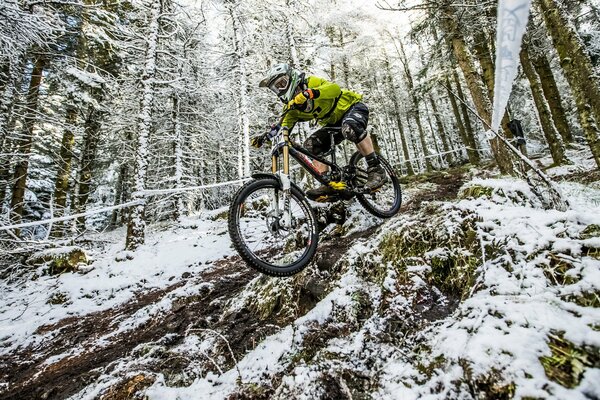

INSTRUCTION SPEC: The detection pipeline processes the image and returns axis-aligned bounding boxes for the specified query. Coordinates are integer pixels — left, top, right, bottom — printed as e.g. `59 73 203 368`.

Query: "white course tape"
491 0 532 132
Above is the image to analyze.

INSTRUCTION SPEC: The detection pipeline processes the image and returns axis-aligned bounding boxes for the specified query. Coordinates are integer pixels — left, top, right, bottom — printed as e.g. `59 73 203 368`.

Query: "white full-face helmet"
259 63 302 103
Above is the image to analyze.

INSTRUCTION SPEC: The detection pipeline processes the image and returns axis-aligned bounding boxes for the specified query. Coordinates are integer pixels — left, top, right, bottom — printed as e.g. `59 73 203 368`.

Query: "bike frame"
268 126 348 227
270 127 344 188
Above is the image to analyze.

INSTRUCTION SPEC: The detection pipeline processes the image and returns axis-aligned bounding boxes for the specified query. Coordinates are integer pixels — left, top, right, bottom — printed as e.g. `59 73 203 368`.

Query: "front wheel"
350 152 402 218
228 178 319 277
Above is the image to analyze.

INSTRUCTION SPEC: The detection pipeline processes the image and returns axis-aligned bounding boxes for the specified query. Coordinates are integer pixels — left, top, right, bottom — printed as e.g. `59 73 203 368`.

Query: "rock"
27 246 88 275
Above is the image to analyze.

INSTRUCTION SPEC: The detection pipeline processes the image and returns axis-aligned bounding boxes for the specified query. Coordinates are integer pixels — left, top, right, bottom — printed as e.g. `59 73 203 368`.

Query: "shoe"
365 165 388 191
306 184 339 202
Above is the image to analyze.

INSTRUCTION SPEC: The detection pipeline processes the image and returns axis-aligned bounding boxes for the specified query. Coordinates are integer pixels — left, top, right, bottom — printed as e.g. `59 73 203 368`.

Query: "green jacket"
281 76 362 132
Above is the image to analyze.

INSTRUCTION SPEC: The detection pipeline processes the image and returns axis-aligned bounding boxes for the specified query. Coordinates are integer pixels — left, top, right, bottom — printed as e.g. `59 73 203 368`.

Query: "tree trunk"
451 71 480 164
429 95 453 165
52 104 77 236
75 106 102 231
0 62 19 206
172 95 184 222
10 57 45 227
126 0 161 250
397 41 432 172
537 0 600 167
228 3 250 179
383 54 414 175
472 26 514 140
446 76 476 164
110 163 128 227
443 11 514 174
531 51 573 144
520 47 567 165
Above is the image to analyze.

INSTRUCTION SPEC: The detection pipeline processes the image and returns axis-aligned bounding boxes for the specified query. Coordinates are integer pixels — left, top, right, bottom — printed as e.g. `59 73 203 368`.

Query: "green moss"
459 184 494 199
47 292 69 305
378 206 482 298
350 289 373 322
543 253 580 286
563 292 600 308
459 359 516 399
540 332 600 388
210 210 229 221
235 382 273 399
246 273 323 322
289 323 350 364
415 354 446 381
28 247 88 275
579 224 600 240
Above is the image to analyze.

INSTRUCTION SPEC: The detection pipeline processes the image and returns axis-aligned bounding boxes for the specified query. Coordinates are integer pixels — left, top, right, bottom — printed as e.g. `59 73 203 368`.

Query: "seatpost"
329 130 337 166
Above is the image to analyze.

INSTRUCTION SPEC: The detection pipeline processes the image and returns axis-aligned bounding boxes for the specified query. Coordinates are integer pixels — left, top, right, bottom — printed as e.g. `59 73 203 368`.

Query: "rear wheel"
350 152 402 218
228 178 319 277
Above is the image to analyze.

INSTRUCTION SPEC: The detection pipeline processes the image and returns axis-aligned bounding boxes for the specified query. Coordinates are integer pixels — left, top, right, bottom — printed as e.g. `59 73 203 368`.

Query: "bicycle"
228 126 402 277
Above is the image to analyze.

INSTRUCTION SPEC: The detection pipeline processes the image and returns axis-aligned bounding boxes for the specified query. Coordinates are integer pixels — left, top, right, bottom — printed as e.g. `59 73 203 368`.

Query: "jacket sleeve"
307 76 341 99
281 108 298 132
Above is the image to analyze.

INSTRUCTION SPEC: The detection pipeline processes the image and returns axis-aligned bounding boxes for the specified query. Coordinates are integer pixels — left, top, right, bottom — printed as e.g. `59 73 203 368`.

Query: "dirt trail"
0 171 467 400
0 229 380 400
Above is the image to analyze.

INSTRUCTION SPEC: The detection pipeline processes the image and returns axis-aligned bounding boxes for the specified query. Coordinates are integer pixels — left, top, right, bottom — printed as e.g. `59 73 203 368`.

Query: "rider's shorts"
303 102 369 156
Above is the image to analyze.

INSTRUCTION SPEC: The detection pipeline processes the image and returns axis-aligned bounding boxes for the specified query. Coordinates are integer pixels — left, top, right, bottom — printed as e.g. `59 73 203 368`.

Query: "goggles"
269 75 289 94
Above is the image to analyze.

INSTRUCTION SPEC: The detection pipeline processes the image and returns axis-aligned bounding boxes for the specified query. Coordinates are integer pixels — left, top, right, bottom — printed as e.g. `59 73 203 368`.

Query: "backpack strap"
320 91 344 121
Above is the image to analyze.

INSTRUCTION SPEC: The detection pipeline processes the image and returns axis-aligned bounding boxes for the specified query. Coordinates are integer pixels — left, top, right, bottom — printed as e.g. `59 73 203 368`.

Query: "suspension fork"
271 130 292 226
281 130 292 226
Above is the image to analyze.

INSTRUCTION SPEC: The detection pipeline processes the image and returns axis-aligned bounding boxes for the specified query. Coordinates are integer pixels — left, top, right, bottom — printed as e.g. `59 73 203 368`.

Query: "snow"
0 216 232 357
3 158 600 400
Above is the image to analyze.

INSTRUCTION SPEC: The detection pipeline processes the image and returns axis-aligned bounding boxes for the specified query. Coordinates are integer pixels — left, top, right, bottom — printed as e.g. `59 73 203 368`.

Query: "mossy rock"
244 272 324 322
378 205 482 297
540 332 600 388
47 291 69 305
459 359 516 400
458 184 494 200
27 246 88 275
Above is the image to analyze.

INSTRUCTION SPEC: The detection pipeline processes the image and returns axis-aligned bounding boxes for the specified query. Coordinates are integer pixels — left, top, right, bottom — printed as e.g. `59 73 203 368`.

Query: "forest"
0 0 599 399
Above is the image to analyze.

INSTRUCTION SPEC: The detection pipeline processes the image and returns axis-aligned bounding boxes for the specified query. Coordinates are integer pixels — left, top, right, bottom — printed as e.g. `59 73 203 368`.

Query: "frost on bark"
537 0 600 168
75 106 102 230
52 105 77 236
443 10 514 174
383 53 414 175
126 0 161 250
520 46 567 165
0 61 19 205
172 95 184 222
227 2 250 179
451 71 480 164
429 95 454 166
530 47 573 144
10 56 45 227
446 75 479 165
398 41 432 172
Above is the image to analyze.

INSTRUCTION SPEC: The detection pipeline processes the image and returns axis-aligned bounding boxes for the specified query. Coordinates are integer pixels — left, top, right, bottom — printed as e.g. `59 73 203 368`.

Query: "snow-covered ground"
139 174 600 400
0 212 232 356
1 154 599 400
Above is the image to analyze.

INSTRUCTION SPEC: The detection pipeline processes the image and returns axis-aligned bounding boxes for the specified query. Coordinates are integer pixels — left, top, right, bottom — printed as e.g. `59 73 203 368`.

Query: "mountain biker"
254 63 388 202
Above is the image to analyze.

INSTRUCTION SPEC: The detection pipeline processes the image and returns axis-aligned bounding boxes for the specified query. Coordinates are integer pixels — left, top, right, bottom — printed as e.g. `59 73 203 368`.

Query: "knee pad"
341 119 367 143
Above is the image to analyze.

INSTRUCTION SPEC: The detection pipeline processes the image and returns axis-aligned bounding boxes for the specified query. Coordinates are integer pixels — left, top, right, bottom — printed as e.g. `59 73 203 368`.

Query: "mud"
0 227 375 400
0 172 466 400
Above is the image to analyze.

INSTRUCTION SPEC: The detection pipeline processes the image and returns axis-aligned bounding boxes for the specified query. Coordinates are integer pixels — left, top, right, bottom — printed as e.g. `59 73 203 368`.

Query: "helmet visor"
269 75 289 94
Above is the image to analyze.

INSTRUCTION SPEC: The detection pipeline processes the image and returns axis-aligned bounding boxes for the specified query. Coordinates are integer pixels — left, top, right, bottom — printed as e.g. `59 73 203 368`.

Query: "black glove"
250 134 266 149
